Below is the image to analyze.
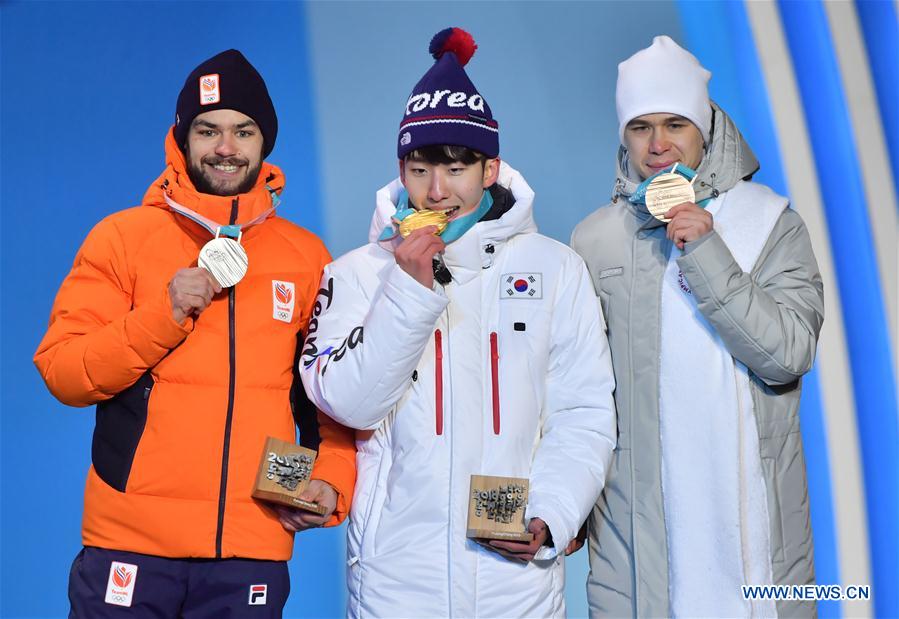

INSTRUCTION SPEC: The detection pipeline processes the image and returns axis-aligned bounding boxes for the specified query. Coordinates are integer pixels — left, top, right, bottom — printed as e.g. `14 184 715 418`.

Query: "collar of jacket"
613 102 760 231
481 183 516 222
141 126 285 228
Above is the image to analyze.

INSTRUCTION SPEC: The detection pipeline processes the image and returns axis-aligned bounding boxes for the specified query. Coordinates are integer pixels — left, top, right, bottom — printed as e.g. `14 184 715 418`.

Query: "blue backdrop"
2 1 895 617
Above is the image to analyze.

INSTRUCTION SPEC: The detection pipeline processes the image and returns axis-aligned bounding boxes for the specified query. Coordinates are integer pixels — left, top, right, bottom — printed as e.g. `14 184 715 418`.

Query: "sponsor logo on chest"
501 273 543 299
105 561 138 607
677 269 693 295
272 280 295 323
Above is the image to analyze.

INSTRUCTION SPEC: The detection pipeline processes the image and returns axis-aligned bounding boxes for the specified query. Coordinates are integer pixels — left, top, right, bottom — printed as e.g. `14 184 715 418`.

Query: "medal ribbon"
164 186 281 239
629 163 712 208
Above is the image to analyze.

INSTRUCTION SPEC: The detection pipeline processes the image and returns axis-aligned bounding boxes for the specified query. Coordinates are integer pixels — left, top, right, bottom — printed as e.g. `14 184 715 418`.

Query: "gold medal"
398 210 448 238
645 167 696 223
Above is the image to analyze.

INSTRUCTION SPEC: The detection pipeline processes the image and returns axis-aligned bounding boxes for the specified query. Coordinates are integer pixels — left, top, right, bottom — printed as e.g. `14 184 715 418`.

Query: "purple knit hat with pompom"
397 27 499 159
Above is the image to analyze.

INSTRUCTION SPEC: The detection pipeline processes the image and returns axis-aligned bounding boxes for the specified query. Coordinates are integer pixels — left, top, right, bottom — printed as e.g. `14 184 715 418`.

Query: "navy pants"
69 547 289 618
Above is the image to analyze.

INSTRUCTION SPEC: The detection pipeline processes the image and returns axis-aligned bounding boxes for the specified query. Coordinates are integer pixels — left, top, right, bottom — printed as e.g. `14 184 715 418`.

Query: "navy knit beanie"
175 49 278 158
397 28 499 159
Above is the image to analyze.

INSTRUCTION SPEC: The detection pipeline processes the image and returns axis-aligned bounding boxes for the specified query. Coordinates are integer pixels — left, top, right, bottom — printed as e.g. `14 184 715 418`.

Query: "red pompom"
429 27 477 66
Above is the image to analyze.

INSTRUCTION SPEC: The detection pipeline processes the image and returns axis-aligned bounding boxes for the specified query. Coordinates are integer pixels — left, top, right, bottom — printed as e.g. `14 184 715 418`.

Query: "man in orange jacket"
34 49 355 618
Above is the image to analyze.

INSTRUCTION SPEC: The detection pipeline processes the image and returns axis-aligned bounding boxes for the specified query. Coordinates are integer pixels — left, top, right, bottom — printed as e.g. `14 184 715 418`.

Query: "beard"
186 152 262 197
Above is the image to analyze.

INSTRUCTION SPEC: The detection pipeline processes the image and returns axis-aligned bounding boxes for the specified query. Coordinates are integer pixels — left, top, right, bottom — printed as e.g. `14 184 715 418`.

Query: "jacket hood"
141 127 284 228
367 160 537 249
614 102 759 227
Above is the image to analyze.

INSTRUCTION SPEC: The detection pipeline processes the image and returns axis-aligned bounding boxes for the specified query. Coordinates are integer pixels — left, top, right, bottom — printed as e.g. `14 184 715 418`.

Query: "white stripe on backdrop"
745 3 873 617
824 0 898 354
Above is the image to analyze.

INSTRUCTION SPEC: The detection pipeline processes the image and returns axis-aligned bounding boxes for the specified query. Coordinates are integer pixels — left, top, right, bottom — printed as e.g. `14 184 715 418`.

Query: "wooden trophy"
251 436 328 515
466 475 534 542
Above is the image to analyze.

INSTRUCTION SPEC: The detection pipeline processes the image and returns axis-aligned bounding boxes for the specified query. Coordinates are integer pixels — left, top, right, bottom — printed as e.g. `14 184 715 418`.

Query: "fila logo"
272 280 295 323
199 73 220 105
249 584 268 605
104 561 138 607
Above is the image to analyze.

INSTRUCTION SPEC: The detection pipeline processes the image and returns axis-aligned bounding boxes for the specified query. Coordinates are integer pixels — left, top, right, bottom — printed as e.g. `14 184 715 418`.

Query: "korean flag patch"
501 273 542 299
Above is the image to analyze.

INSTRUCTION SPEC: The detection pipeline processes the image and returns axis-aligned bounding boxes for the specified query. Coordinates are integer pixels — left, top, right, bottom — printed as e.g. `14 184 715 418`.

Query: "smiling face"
184 109 264 196
623 113 705 180
400 147 499 221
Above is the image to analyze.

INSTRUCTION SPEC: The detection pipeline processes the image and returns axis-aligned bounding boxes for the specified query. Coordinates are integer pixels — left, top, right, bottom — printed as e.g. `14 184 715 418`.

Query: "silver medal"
198 233 248 288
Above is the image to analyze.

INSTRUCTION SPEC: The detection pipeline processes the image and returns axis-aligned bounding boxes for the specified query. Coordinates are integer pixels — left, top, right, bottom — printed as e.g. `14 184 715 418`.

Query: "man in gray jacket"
571 36 823 618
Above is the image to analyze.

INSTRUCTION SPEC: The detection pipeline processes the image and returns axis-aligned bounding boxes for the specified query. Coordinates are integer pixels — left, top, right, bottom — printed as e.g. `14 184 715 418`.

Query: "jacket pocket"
597 269 622 333
350 433 393 560
760 456 785 565
92 371 154 492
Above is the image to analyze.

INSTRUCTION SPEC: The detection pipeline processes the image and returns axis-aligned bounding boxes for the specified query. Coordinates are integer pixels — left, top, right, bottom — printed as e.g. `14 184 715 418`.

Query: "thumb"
528 517 548 537
297 480 323 502
202 268 223 294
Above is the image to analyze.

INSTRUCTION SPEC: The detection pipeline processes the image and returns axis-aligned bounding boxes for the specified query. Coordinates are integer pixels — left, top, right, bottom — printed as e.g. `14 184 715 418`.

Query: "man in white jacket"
301 27 617 618
572 37 823 618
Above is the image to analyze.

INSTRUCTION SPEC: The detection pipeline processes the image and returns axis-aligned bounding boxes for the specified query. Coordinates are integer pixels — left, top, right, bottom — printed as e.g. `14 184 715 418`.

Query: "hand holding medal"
644 163 697 223
641 163 712 249
168 228 247 324
167 223 248 324
395 224 447 288
665 200 713 250
168 267 222 324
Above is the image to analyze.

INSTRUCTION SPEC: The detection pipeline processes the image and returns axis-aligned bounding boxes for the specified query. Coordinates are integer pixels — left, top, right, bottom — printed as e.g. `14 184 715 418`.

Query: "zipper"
435 329 443 435
490 332 500 435
215 197 240 558
443 307 454 619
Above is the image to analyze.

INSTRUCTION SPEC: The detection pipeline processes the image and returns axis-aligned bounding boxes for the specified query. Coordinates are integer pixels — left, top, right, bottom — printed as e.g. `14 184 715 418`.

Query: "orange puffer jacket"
34 128 355 561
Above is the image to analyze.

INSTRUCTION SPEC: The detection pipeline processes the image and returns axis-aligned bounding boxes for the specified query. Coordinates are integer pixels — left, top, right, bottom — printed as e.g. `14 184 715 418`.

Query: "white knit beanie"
616 35 712 144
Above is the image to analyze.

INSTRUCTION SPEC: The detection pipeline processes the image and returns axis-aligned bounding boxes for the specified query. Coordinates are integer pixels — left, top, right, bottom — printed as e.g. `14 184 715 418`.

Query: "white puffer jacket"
301 162 616 618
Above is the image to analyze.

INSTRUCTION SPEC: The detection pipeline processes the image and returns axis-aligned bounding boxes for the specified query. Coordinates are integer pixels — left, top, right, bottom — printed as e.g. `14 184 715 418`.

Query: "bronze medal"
645 171 696 223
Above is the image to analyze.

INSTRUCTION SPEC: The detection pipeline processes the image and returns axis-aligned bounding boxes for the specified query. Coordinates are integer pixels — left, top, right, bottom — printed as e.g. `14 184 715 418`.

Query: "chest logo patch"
272 280 295 323
501 273 542 299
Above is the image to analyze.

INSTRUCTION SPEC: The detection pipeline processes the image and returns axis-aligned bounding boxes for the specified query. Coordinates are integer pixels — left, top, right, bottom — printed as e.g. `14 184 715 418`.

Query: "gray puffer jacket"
571 104 824 618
